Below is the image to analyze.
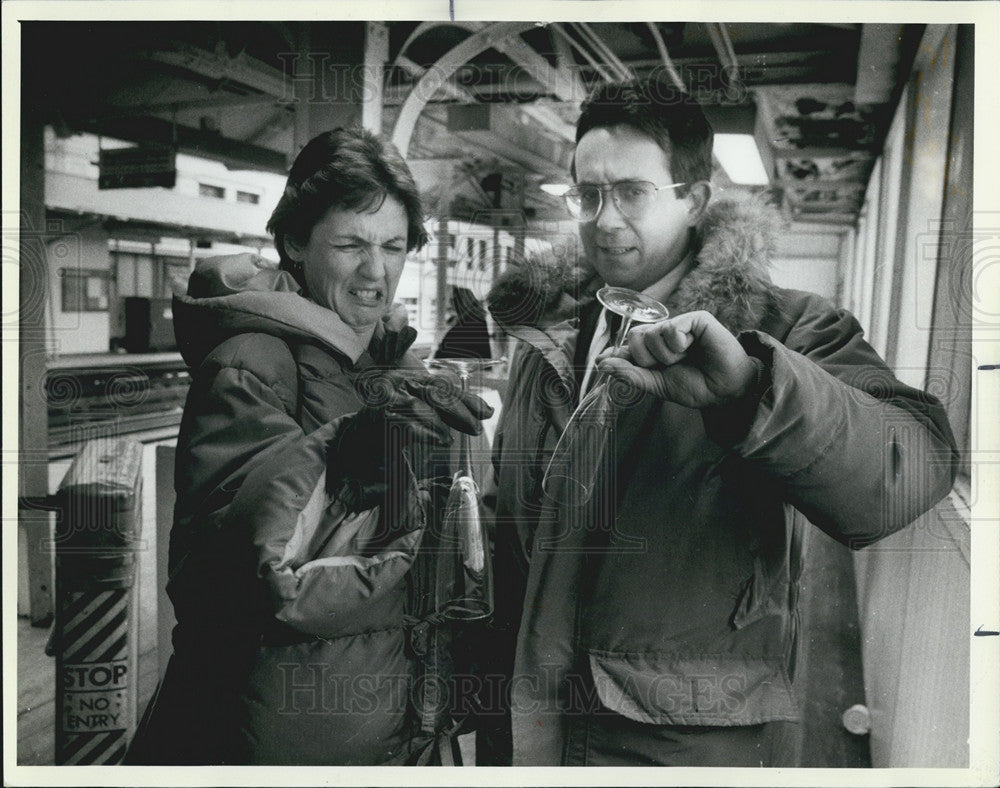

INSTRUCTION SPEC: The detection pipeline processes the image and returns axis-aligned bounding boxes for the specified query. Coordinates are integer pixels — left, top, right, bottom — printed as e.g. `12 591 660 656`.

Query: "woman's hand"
597 310 758 409
371 304 418 364
356 367 493 437
328 369 494 510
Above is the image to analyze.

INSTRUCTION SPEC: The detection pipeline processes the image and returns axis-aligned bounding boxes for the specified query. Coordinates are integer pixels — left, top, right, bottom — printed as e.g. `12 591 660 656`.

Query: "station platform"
16 437 871 767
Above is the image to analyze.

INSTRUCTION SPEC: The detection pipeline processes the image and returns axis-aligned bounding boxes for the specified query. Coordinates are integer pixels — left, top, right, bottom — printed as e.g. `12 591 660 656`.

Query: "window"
60 269 109 312
236 190 260 205
115 253 136 296
135 256 154 297
112 250 189 299
478 240 487 271
199 183 225 199
163 261 190 296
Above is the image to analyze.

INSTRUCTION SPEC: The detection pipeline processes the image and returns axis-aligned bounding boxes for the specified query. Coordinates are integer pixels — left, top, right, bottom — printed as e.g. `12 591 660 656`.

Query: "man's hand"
597 310 757 409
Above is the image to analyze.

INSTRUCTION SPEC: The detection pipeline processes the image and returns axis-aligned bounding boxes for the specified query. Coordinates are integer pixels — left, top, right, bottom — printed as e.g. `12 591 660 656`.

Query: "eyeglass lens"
565 181 657 221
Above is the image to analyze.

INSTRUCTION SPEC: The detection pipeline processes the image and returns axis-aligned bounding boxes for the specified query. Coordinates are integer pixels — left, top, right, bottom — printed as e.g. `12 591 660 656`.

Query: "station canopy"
22 20 925 227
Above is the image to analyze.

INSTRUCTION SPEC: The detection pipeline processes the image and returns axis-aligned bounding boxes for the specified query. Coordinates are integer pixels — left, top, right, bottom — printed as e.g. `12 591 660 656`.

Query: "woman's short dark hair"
267 127 429 282
573 77 714 195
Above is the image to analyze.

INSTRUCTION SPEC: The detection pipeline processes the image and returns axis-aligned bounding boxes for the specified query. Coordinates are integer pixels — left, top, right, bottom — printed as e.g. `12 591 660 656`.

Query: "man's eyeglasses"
564 180 687 222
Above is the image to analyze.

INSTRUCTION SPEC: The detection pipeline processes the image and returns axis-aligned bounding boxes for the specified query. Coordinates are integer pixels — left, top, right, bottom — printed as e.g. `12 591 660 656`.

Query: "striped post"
53 438 142 765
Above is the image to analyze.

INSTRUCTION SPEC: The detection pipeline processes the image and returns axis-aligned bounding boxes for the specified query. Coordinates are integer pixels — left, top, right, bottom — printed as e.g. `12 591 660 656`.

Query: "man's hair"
573 77 714 194
267 127 428 283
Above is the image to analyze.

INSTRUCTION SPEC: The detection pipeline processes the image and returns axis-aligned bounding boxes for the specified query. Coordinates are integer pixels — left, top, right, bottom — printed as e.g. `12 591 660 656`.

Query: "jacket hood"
488 196 779 336
173 253 402 369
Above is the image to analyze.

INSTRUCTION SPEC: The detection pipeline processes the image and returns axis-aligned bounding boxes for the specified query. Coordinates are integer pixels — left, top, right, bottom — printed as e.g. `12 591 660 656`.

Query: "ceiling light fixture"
703 102 774 187
540 183 571 196
713 134 771 185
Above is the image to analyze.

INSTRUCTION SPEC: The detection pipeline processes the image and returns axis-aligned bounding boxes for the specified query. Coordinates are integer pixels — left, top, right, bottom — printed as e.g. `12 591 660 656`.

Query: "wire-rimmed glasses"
564 180 687 222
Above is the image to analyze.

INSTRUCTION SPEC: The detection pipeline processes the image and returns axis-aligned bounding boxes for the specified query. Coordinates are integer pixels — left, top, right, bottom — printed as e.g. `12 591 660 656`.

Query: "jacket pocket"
587 651 799 726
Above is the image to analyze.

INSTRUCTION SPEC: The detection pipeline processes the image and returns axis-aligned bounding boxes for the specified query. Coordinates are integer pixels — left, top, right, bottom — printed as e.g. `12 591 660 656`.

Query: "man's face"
288 196 409 334
574 125 696 291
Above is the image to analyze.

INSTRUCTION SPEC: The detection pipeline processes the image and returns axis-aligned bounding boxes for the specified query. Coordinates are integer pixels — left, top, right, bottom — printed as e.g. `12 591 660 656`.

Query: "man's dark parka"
487 197 959 765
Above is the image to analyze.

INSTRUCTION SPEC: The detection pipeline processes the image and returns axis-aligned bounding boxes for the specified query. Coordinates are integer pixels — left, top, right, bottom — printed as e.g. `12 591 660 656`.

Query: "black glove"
327 368 494 512
369 324 419 366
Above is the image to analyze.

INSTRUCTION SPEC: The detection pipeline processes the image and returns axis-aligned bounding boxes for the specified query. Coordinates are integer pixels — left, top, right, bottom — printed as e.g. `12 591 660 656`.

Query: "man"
483 77 958 766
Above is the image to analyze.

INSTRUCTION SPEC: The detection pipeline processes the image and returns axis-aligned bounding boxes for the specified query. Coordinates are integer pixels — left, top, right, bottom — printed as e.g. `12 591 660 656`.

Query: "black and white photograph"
3 1 998 785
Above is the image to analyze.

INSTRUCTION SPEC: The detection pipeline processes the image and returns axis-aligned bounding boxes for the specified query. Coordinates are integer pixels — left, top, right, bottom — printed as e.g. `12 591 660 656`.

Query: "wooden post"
19 88 53 623
362 22 389 135
155 445 177 680
492 226 501 279
288 22 365 163
435 218 451 346
513 222 526 263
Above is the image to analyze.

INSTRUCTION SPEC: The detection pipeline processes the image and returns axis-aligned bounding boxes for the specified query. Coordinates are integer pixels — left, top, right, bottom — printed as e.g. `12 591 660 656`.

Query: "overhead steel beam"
519 104 576 143
66 114 289 173
854 24 905 104
390 21 539 156
590 50 856 85
416 105 565 176
550 22 581 80
396 55 472 103
395 20 486 63
573 23 632 81
391 49 848 100
705 23 740 72
245 106 294 144
396 55 575 142
490 28 584 102
269 21 296 49
107 89 284 113
146 44 289 98
551 23 614 83
705 22 746 97
645 22 686 90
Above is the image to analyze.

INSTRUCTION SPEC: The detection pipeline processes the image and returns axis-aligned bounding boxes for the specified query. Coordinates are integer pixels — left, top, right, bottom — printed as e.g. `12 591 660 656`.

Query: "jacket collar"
664 195 776 335
173 253 414 369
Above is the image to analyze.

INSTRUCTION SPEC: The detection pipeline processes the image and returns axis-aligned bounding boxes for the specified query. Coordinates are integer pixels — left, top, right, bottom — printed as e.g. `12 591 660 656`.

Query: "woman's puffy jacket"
127 254 441 764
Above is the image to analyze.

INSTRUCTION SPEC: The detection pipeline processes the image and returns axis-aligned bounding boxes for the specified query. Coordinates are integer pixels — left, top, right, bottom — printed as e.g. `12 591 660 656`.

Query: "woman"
127 128 492 764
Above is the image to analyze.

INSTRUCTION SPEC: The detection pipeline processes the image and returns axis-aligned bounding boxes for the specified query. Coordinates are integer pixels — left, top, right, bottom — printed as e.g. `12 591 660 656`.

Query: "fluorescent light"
714 134 770 185
540 183 571 196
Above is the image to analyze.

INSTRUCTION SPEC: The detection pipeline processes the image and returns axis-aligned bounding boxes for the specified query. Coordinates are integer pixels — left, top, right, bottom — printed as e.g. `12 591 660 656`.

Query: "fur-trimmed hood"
488 196 781 336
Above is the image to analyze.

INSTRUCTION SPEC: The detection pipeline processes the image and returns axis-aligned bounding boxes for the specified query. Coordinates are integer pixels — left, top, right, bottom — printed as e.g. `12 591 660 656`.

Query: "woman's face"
287 196 409 333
